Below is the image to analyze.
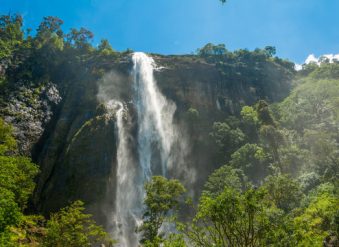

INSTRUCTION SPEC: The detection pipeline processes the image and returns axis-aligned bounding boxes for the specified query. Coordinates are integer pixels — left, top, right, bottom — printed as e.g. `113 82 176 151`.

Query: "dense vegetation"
0 13 338 247
0 118 113 246
140 61 339 246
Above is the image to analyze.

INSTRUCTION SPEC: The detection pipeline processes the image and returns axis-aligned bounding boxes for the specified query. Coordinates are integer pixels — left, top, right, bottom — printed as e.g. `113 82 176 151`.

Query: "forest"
0 13 338 247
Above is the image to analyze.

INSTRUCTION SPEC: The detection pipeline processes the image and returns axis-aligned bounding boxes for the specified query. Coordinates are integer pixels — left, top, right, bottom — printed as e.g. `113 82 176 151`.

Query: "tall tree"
139 176 186 246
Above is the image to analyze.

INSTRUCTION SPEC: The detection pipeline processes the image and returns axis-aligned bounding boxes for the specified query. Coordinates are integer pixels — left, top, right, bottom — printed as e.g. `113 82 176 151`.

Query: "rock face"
0 82 61 155
0 54 293 226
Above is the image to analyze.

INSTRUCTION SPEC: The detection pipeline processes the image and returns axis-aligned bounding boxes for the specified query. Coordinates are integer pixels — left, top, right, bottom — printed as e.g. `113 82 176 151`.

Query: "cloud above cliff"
295 53 339 71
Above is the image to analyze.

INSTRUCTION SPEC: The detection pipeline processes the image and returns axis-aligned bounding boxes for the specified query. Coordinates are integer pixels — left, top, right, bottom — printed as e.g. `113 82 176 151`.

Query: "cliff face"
154 55 292 115
0 53 293 225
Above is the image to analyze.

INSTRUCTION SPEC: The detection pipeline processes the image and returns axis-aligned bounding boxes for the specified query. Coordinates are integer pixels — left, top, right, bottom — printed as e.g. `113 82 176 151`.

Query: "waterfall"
109 52 180 246
107 100 139 247
133 52 177 179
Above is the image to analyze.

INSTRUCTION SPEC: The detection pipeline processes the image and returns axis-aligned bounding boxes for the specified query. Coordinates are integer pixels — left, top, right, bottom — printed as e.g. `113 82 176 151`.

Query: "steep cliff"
0 51 294 226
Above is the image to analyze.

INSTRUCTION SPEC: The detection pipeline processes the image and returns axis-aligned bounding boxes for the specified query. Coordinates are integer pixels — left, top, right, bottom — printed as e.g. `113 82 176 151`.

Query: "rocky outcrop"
0 82 61 155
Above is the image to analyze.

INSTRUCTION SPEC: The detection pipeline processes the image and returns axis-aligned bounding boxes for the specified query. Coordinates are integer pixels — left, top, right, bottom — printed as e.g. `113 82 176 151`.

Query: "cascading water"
109 52 180 247
132 52 177 179
107 100 139 247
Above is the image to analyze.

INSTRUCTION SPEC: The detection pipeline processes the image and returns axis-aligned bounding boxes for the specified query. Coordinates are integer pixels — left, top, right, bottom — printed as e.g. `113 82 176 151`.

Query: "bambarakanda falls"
0 10 339 247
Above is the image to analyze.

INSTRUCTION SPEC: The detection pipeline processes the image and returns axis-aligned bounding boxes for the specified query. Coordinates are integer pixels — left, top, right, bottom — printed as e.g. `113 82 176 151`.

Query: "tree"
163 234 187 247
185 187 275 247
0 14 24 77
203 165 248 197
210 121 245 160
256 100 276 127
277 144 310 174
35 16 64 52
0 118 17 155
230 143 269 184
0 215 46 246
0 119 40 244
262 175 303 212
97 39 115 56
0 188 22 233
241 106 259 126
259 125 283 164
298 172 321 193
0 14 23 42
43 200 112 247
293 183 339 246
241 106 260 141
197 43 227 56
139 176 186 246
66 27 94 50
264 46 276 57
0 156 39 209
36 16 64 39
0 118 39 209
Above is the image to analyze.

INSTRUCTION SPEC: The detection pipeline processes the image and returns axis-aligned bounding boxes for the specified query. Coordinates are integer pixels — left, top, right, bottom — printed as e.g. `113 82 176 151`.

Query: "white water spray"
133 52 177 179
108 52 185 246
107 100 139 247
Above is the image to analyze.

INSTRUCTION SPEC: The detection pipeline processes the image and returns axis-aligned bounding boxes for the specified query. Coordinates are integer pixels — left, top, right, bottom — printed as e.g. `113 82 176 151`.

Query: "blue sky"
1 0 338 63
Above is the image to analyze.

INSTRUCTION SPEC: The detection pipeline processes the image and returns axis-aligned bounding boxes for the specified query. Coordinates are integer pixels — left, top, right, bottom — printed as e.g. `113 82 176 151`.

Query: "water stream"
111 52 178 246
132 52 177 180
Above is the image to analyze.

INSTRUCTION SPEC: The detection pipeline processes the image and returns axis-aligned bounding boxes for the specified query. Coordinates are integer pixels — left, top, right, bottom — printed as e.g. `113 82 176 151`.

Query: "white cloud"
295 53 339 71
305 54 319 64
294 63 303 71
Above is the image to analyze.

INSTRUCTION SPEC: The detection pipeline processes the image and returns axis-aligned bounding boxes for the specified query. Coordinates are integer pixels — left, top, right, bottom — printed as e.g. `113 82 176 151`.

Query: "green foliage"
185 187 275 247
0 188 22 232
241 105 258 125
264 46 276 57
180 61 339 245
262 175 303 212
240 106 260 141
0 15 23 41
0 155 39 209
0 118 17 154
293 184 339 246
43 200 112 247
163 234 187 247
203 165 248 196
139 176 186 246
256 100 276 126
0 118 39 244
197 43 227 56
36 16 64 48
210 121 245 160
0 14 24 59
0 15 21 83
230 143 269 184
98 39 115 56
309 62 339 80
0 119 112 246
1 12 338 247
259 125 283 163
298 172 321 193
3 215 46 246
66 27 94 51
277 144 309 174
279 78 339 132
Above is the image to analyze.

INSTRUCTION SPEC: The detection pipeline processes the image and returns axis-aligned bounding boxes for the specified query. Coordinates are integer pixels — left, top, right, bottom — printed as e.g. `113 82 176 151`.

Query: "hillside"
0 14 338 247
